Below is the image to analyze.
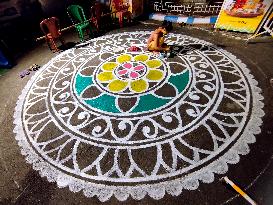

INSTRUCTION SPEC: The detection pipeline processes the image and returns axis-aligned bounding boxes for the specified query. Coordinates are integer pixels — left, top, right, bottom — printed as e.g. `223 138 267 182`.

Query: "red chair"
111 0 132 27
90 2 114 31
90 2 103 31
40 17 65 52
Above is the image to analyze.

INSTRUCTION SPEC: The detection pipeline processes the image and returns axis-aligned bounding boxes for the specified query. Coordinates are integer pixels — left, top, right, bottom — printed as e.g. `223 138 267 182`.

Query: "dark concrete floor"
0 21 273 205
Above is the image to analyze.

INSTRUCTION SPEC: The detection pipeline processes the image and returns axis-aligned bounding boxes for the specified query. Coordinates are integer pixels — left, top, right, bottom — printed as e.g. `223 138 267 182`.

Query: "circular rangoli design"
13 31 264 202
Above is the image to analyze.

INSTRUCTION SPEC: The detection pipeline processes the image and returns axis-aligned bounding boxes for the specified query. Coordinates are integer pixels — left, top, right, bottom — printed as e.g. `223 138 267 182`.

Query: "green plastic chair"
67 5 93 41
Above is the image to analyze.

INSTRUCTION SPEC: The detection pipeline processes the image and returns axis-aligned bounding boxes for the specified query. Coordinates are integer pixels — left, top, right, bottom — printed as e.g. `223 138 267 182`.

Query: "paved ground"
0 21 273 205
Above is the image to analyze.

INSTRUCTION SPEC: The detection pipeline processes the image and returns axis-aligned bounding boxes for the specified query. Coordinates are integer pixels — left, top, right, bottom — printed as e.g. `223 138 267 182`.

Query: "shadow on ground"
167 44 211 58
58 42 76 51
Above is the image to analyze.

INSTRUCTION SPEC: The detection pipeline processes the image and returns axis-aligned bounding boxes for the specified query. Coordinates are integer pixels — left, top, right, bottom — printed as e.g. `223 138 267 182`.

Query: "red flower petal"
118 69 128 75
130 71 139 79
123 63 132 69
134 65 145 71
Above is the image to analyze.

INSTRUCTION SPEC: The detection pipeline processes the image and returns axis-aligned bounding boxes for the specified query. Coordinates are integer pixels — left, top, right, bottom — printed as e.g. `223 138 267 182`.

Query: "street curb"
149 13 217 24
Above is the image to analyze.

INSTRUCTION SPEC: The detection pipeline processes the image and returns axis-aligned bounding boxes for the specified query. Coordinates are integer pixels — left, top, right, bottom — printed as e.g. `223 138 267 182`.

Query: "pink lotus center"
115 62 146 80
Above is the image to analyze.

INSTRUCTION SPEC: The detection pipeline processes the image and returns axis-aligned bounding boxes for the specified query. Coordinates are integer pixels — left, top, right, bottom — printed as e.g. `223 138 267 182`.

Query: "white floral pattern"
13 32 264 202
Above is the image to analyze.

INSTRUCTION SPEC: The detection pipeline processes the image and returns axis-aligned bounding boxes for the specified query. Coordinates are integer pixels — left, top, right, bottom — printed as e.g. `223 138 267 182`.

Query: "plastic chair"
111 0 132 28
90 2 113 31
40 17 65 52
90 2 102 31
67 5 93 41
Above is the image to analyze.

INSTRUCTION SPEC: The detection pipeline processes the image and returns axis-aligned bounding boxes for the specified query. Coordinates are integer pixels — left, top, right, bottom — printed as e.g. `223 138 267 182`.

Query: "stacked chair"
90 2 113 31
111 0 132 28
67 4 94 42
40 17 65 52
40 1 133 51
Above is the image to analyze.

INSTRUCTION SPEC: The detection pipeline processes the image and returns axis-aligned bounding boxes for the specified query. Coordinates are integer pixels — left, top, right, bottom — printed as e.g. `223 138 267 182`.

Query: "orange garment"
147 29 170 52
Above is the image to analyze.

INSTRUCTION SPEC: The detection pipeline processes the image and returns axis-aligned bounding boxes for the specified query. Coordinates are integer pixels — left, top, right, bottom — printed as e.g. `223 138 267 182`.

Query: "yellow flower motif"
97 54 164 93
117 54 131 63
108 79 128 92
134 54 149 62
102 62 118 71
97 72 114 82
146 59 162 69
130 79 148 93
146 70 163 81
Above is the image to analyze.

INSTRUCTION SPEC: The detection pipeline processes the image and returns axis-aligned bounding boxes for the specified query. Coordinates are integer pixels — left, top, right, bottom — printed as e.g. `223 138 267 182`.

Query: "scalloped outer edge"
13 31 264 202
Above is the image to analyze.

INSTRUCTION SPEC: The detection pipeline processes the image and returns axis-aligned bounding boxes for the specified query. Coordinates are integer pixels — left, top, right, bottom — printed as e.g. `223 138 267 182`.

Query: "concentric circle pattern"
13 32 264 202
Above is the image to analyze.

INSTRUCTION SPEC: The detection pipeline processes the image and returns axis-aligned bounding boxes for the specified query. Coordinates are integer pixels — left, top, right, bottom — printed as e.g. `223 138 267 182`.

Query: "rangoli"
13 31 264 202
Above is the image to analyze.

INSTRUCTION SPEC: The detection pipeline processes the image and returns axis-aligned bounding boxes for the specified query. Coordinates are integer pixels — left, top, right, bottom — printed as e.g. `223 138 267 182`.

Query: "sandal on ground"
19 70 30 78
28 64 40 71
